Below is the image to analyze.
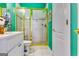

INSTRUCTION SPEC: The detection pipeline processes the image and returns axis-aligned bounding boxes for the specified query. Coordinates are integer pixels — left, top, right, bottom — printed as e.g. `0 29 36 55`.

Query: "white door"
52 3 70 56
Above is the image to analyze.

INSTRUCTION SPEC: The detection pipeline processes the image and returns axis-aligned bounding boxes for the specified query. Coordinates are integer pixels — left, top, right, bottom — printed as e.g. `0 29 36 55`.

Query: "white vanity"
0 32 24 56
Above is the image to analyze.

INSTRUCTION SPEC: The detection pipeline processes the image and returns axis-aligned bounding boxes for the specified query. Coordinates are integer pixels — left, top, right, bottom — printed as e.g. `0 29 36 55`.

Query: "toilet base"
24 40 32 56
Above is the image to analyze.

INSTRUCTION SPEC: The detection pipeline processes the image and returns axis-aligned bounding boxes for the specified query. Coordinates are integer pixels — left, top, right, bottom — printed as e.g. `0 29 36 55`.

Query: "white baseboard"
48 47 55 56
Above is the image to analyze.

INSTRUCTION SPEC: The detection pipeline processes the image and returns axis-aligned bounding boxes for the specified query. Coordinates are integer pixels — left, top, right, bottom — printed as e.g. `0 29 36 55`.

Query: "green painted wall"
0 3 6 16
0 3 6 8
48 3 52 50
19 3 46 9
7 3 16 31
70 3 78 56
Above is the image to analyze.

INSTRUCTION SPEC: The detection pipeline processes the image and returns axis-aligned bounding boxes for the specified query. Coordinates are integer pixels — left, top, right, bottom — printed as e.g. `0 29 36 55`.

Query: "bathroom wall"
48 3 52 50
0 3 6 8
19 3 46 9
70 3 78 56
0 3 6 17
7 3 16 31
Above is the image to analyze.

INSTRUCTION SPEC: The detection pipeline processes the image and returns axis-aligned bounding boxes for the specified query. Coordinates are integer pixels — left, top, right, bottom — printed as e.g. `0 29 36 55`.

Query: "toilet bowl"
24 40 32 55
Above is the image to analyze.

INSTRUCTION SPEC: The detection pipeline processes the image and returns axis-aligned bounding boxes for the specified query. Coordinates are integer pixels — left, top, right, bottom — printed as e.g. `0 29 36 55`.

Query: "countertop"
0 32 23 39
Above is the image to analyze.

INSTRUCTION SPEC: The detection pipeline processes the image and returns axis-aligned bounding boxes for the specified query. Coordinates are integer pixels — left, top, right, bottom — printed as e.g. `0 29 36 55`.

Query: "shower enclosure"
15 8 48 45
32 9 47 45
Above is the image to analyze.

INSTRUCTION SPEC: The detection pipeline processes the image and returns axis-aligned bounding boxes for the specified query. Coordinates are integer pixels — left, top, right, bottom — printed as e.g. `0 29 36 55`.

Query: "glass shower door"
32 10 47 45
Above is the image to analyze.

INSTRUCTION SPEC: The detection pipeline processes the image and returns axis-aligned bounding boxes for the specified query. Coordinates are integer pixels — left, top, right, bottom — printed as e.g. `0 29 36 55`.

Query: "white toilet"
24 40 32 56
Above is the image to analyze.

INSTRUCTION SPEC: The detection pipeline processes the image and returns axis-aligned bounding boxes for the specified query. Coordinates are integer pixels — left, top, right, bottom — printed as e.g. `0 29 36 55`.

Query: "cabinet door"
19 43 24 56
8 43 24 56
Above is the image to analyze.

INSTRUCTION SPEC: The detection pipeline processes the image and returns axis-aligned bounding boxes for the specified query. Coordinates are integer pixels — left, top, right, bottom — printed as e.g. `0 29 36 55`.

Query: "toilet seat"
24 40 32 44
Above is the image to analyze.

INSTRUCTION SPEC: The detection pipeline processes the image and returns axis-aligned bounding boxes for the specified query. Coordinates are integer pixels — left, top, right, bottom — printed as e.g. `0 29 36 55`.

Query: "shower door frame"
31 8 48 46
15 7 48 46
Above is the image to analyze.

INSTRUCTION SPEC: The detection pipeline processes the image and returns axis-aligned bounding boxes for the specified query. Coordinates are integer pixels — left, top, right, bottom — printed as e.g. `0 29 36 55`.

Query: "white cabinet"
8 43 24 56
0 32 24 56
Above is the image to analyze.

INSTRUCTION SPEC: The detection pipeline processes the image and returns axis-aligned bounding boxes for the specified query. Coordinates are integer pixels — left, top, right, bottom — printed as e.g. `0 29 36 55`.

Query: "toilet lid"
24 40 32 43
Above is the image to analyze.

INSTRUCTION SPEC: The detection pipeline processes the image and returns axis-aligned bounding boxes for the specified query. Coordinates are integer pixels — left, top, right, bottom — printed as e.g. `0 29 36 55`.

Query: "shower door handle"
44 24 47 27
42 24 47 27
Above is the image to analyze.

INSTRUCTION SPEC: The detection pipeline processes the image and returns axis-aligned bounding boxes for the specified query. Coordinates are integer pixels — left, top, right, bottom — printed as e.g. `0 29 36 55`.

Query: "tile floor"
27 46 53 56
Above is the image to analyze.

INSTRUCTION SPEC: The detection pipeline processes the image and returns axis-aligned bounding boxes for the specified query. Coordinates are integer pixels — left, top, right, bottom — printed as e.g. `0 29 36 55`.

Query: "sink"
0 32 23 39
